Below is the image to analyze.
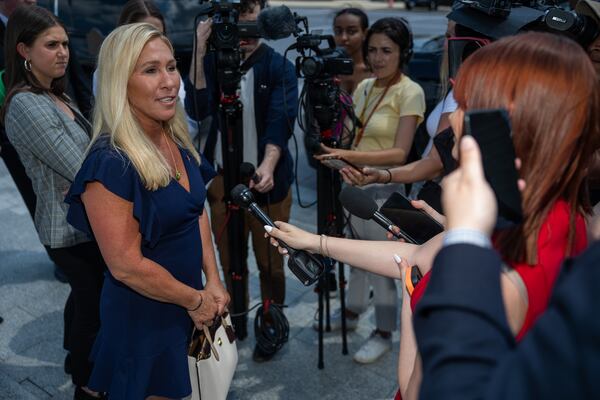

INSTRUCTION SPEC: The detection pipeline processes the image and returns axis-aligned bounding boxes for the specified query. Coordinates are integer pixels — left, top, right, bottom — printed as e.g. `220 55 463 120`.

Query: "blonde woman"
66 23 229 399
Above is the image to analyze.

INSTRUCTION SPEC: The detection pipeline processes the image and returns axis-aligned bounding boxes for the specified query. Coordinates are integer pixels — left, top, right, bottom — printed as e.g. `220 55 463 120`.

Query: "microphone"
231 184 324 286
339 186 418 244
257 5 300 40
240 162 260 185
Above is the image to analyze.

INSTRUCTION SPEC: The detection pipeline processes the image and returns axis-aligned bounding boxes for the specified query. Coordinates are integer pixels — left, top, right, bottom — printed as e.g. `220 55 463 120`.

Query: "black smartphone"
380 192 444 245
463 109 523 227
321 156 363 175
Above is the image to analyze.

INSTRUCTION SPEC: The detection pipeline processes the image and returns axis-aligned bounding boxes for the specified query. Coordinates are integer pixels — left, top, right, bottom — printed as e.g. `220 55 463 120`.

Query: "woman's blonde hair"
92 22 200 190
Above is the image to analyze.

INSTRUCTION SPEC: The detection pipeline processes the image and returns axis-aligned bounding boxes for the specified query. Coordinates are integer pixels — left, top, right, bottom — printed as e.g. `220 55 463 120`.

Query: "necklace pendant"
175 170 181 181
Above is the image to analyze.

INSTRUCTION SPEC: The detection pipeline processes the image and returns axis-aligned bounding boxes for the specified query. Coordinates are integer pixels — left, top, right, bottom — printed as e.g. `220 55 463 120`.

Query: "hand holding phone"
320 156 364 175
463 109 523 227
380 192 445 245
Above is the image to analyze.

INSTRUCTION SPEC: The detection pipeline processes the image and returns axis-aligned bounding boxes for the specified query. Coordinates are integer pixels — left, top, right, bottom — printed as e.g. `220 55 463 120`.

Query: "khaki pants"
207 174 292 308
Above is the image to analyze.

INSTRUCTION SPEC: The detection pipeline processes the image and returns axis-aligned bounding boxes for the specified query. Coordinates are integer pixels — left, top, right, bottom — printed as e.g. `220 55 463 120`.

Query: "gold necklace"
162 129 181 181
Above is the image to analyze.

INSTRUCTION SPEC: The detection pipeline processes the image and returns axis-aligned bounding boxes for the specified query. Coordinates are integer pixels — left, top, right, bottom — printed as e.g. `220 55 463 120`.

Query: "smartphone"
463 109 523 227
380 192 444 245
320 157 363 174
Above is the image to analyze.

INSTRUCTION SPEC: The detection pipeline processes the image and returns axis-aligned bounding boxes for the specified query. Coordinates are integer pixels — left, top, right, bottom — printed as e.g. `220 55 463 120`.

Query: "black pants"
46 242 105 387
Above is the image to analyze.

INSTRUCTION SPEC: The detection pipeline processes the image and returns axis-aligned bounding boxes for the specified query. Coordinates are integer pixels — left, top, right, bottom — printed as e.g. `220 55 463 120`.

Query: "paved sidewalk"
0 157 400 399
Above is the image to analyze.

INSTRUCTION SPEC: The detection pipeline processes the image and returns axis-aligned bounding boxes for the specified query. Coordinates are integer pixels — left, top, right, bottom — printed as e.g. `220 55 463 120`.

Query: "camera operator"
184 0 298 362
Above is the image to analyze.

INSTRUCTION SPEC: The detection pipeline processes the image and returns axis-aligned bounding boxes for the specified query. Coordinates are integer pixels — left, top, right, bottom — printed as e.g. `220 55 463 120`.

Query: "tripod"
302 77 355 368
315 163 348 369
213 49 248 340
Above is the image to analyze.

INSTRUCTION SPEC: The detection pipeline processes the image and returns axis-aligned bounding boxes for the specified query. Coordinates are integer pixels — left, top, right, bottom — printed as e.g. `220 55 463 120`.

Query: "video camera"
452 0 599 48
293 34 353 79
196 0 262 93
275 13 355 151
197 0 260 50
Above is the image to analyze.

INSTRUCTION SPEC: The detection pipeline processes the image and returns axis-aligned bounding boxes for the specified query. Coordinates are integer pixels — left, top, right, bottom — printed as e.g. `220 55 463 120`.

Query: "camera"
198 0 260 50
453 0 600 47
297 47 353 79
285 28 356 153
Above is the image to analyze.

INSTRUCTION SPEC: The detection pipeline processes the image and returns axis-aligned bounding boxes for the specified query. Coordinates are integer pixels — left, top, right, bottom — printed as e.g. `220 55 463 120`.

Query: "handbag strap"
202 324 220 362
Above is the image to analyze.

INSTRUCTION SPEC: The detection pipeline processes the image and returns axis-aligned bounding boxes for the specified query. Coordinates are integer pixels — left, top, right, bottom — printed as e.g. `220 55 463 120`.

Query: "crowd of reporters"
2 0 600 399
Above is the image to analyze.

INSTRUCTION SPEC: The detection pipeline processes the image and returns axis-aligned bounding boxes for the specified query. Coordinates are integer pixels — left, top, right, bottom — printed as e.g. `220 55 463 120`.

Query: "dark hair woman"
2 5 105 399
314 17 425 364
332 7 371 93
117 0 166 33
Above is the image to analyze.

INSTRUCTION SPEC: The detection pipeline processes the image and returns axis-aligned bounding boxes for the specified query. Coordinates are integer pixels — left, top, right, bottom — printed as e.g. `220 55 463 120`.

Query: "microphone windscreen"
231 184 252 207
257 5 298 40
240 162 256 178
339 186 378 220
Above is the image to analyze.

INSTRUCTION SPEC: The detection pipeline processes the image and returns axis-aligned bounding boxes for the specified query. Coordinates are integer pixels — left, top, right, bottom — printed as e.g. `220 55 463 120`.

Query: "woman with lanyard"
315 17 425 364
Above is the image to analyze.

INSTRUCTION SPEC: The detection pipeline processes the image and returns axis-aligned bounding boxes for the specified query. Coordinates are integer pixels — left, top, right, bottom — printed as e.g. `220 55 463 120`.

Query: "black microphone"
231 184 324 286
257 5 300 40
240 162 260 184
339 186 418 244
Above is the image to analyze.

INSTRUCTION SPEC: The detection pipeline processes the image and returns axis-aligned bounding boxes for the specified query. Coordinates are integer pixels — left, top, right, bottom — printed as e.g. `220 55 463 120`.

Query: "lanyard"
354 71 401 148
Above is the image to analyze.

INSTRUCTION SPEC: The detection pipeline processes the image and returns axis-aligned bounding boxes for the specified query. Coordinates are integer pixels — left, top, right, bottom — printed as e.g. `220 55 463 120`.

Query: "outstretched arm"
265 222 443 279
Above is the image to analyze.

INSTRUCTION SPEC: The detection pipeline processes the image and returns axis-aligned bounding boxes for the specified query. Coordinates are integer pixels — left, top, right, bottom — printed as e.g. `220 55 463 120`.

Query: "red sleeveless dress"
411 200 587 338
395 200 587 399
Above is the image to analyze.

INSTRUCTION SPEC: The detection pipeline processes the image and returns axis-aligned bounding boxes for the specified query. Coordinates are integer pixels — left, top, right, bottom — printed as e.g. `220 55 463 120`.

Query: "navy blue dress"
66 138 216 399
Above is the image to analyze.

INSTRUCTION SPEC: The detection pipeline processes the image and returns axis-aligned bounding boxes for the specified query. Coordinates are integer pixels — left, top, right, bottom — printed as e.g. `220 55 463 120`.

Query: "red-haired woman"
263 31 600 398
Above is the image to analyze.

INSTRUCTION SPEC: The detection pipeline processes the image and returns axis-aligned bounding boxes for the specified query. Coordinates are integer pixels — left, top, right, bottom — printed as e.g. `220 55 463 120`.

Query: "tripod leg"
338 261 348 355
324 260 331 331
318 273 325 369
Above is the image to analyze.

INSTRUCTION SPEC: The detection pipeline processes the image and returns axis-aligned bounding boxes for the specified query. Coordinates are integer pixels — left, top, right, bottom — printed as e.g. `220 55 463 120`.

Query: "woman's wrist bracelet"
384 169 392 184
188 292 203 311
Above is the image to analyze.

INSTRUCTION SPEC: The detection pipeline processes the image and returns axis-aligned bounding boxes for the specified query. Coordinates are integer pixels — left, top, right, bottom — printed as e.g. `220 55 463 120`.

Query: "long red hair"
453 32 600 264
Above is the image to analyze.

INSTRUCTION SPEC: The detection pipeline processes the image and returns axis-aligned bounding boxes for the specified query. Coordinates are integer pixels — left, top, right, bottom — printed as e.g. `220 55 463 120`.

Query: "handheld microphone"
231 184 324 286
240 162 260 184
257 5 300 40
339 186 418 244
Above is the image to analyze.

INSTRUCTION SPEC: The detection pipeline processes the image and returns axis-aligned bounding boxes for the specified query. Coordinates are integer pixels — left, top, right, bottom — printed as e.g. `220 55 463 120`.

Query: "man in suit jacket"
412 135 600 399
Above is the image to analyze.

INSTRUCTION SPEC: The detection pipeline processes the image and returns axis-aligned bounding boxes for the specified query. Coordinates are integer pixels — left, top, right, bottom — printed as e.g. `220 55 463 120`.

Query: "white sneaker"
312 308 359 331
353 331 392 364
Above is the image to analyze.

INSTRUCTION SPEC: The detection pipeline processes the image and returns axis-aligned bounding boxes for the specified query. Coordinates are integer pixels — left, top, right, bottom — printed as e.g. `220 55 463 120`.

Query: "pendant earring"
24 59 32 72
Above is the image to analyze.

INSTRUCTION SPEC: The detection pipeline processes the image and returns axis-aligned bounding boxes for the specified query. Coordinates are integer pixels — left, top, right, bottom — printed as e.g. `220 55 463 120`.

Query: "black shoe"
64 353 72 375
0 316 3 324
54 265 69 283
74 386 105 400
252 344 276 363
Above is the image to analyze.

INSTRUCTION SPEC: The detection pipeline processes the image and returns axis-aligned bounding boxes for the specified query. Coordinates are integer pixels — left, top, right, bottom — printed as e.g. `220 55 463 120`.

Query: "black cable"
283 48 317 209
254 302 289 355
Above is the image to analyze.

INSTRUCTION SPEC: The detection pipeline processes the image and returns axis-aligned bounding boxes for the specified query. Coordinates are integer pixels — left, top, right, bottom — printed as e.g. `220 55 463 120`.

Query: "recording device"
452 0 600 48
380 192 445 245
198 0 261 47
339 186 417 244
231 184 325 286
258 5 355 150
240 162 260 185
463 108 523 228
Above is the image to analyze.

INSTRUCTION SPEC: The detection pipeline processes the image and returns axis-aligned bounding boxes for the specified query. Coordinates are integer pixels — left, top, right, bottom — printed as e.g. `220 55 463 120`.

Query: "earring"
24 59 32 72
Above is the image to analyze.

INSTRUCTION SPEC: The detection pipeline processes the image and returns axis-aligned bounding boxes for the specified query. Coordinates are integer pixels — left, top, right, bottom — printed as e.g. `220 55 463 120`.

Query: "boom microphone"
257 5 300 40
339 186 417 244
231 184 324 285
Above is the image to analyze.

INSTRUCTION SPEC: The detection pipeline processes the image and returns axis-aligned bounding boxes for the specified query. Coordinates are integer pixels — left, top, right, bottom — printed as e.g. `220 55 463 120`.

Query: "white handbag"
187 313 238 400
